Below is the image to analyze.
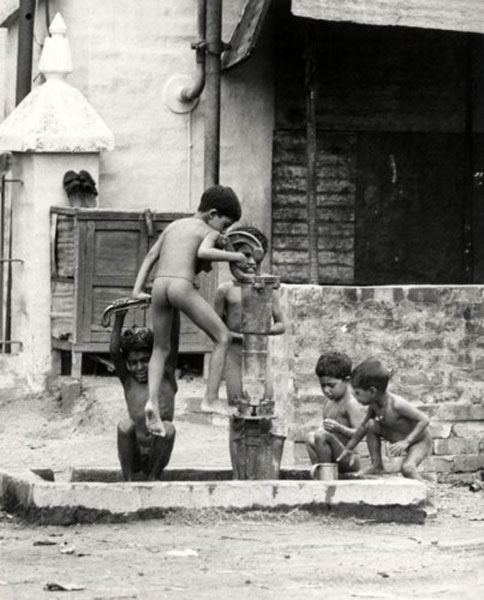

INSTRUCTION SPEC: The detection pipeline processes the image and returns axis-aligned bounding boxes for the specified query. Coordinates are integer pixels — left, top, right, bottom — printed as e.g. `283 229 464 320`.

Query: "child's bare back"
371 392 428 444
154 216 218 282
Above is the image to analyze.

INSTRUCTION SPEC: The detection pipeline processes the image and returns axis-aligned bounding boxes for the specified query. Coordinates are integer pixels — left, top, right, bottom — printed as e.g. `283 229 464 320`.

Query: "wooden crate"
50 208 215 376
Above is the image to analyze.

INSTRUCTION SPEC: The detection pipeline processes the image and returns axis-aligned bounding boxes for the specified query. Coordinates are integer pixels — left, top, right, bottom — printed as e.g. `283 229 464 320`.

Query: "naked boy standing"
132 185 247 434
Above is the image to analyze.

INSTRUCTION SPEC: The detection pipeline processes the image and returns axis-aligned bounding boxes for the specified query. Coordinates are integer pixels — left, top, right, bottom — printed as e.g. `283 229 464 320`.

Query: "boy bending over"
132 185 247 433
214 225 285 410
338 358 431 481
110 309 179 480
305 352 364 474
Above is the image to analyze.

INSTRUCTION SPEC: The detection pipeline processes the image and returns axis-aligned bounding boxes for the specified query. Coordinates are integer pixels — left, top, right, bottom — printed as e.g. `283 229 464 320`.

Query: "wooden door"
78 215 148 344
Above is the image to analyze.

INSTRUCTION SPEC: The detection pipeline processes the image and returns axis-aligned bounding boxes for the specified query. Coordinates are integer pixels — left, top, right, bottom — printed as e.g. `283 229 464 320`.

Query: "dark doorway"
354 133 466 284
271 3 484 285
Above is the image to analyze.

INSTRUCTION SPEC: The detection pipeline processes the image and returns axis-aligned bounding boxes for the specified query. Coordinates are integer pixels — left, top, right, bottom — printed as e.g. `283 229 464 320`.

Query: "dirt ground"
0 376 483 600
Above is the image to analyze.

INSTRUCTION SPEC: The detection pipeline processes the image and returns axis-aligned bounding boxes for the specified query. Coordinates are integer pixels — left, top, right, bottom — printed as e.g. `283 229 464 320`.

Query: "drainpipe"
179 0 206 102
203 0 222 188
16 0 36 104
163 0 224 189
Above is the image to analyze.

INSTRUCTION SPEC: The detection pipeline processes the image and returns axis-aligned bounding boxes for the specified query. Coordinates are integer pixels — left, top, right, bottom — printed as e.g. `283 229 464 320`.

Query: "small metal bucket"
310 462 339 481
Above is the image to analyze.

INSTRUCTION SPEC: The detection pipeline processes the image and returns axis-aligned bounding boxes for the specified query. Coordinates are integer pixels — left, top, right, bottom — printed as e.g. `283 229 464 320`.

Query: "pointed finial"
49 13 67 36
38 13 73 80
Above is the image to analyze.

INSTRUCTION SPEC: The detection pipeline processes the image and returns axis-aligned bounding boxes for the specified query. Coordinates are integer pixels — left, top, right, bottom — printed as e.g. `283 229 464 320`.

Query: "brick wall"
270 285 484 481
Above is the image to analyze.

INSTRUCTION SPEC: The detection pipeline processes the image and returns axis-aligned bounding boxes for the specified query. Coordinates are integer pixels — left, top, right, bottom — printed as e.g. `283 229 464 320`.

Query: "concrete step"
0 467 429 525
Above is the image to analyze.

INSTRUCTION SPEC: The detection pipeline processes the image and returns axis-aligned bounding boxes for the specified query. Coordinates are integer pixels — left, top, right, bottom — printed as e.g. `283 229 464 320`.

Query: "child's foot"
227 405 241 418
145 402 166 437
200 397 228 415
357 466 385 478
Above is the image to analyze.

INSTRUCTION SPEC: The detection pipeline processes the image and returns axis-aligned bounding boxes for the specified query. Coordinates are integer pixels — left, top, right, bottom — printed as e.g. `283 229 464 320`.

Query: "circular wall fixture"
162 75 200 114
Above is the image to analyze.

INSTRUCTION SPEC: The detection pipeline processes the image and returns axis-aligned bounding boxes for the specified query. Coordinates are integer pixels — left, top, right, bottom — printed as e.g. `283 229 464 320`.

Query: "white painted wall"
0 0 276 383
0 0 275 234
10 152 99 388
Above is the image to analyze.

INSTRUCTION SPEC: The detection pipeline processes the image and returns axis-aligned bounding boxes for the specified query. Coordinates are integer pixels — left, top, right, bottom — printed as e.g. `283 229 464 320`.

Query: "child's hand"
234 252 249 269
388 440 410 457
336 448 355 466
323 418 341 434
215 234 228 249
132 291 151 301
145 402 166 437
112 298 130 316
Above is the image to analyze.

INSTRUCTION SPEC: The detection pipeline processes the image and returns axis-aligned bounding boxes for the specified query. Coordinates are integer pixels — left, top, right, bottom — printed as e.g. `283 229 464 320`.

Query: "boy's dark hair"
315 352 352 379
198 185 241 222
229 224 268 253
120 326 153 355
351 358 391 392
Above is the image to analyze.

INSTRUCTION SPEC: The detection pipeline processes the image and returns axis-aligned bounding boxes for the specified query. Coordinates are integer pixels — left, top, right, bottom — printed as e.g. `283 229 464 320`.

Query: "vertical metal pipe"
45 0 51 33
15 0 36 105
0 177 5 349
4 183 13 353
204 0 222 188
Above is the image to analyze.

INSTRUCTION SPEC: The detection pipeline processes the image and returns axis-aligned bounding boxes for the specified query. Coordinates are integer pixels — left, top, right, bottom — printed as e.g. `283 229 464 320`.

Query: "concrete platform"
0 467 429 525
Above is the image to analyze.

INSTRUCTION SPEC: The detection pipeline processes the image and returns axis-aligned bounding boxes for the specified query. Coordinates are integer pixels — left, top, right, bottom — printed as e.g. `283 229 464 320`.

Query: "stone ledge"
421 403 484 421
0 468 428 525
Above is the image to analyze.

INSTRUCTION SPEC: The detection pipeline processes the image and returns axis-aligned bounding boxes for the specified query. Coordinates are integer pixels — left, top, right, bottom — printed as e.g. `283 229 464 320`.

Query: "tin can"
310 462 339 481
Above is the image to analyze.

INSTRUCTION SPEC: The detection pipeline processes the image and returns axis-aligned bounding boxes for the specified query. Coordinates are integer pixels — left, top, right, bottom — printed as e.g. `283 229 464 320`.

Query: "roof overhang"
291 0 484 34
222 0 272 71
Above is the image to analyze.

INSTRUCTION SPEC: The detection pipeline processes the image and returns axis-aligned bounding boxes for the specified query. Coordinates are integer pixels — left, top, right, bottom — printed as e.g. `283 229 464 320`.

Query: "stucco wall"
271 284 484 481
0 0 274 236
9 152 100 389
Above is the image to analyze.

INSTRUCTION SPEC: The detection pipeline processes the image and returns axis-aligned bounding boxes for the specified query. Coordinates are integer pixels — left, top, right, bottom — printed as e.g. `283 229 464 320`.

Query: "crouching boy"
338 358 432 481
110 308 179 481
305 352 364 475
